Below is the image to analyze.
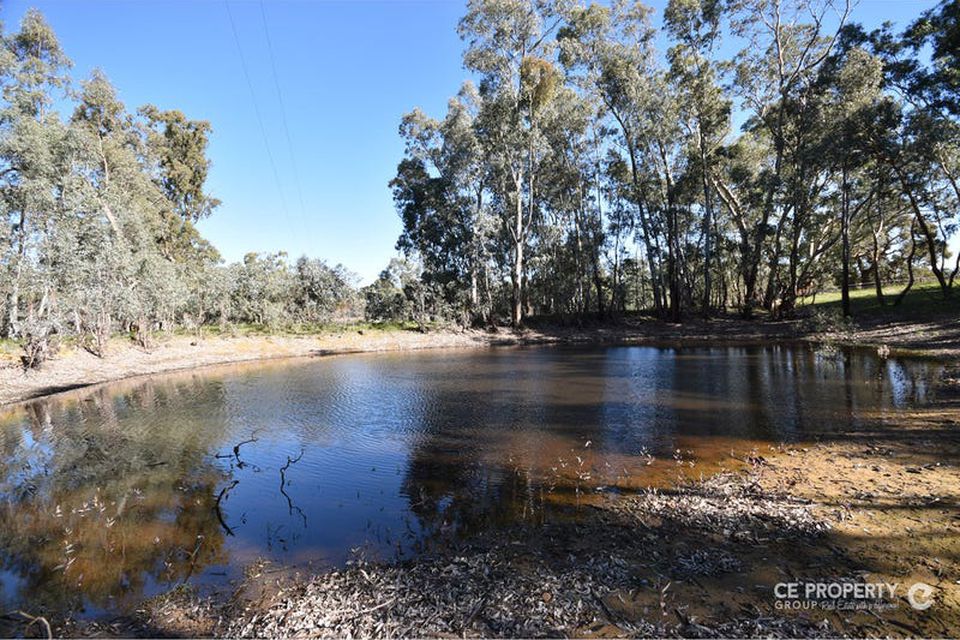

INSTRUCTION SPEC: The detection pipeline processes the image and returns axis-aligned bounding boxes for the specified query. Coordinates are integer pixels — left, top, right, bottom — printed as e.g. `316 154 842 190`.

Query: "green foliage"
361 257 460 326
0 12 365 364
1 1 957 367
390 0 958 325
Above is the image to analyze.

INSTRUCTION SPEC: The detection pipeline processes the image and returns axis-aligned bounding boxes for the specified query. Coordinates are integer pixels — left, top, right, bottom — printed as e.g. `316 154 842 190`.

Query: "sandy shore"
0 328 494 407
3 309 957 408
0 320 778 408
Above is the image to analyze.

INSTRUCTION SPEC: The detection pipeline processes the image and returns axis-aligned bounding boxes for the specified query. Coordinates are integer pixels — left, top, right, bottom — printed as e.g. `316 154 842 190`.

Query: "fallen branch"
2 610 52 640
214 480 240 536
280 450 306 527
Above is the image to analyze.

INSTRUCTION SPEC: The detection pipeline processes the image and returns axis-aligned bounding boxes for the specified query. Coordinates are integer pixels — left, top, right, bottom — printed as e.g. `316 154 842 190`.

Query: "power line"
223 0 296 245
259 0 308 225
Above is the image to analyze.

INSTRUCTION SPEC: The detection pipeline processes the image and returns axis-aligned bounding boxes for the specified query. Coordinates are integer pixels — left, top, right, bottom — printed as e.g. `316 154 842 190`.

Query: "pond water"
0 344 942 618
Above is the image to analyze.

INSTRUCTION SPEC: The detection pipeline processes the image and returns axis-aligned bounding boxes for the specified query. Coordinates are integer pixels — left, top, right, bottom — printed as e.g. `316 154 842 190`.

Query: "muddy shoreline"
55 418 960 638
3 312 955 409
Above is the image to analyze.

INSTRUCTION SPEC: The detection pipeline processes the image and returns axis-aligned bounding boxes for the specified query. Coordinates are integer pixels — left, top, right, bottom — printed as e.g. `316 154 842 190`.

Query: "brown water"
0 344 942 619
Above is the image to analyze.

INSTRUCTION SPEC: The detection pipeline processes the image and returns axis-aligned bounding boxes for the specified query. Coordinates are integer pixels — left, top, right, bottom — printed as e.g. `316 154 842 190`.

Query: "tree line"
2 2 957 368
0 11 373 366
390 0 959 326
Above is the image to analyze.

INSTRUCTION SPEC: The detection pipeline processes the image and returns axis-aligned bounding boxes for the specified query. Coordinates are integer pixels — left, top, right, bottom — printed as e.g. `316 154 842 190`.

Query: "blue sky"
3 0 941 283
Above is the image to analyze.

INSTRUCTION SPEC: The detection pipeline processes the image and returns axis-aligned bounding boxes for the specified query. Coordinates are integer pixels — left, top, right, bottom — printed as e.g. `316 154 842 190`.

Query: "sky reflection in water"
0 344 941 617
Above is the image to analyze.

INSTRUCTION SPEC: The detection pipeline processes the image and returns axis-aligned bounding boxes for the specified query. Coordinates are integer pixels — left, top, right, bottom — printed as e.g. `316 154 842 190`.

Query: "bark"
510 172 524 327
469 186 483 317
656 140 682 323
870 190 886 306
840 165 851 318
609 105 663 315
699 144 714 316
891 163 949 295
893 225 918 307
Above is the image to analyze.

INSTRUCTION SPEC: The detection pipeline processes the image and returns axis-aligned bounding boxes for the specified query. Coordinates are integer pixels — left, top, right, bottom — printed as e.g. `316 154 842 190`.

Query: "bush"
803 308 854 336
20 319 60 370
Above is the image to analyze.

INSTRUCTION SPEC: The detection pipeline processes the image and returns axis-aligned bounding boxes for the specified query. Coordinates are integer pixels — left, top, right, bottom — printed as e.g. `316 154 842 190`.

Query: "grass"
799 280 960 320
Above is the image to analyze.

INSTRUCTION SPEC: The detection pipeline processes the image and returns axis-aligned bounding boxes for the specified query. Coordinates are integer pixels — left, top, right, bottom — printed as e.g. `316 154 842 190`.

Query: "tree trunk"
6 209 28 338
699 142 713 317
894 225 918 307
870 199 886 306
615 112 662 316
892 165 949 296
511 186 524 327
840 165 852 318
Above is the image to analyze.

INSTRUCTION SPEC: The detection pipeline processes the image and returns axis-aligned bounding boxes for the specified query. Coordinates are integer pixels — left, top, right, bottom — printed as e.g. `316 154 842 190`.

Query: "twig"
2 610 52 640
180 535 206 585
280 450 306 527
214 480 240 536
463 590 490 633
233 437 258 466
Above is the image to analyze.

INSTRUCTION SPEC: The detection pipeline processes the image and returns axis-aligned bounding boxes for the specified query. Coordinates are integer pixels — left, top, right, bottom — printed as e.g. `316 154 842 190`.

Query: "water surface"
0 344 941 617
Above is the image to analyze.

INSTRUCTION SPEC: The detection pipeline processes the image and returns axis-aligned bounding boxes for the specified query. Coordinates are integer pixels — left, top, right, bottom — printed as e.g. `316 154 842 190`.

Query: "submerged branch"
214 480 240 536
280 450 307 527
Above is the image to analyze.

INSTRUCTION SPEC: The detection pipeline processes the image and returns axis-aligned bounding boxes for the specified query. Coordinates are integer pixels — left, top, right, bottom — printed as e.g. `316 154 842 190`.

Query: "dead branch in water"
233 438 258 465
213 437 258 468
280 450 307 527
2 610 52 639
214 480 240 536
180 535 206 585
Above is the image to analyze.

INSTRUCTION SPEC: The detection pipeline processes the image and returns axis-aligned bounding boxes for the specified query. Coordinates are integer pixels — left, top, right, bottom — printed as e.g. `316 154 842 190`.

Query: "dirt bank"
0 315 869 409
3 306 958 409
0 328 495 407
0 320 771 408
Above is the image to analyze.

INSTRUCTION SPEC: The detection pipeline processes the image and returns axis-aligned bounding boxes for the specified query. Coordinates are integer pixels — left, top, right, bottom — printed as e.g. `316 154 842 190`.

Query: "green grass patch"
800 280 960 320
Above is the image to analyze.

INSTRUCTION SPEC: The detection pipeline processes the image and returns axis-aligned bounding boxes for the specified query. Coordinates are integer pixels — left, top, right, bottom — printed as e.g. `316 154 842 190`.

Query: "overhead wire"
223 0 296 246
258 0 309 225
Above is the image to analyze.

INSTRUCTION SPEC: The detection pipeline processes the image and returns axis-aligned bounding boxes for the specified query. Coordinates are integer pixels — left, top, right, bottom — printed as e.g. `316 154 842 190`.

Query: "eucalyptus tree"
0 9 71 337
726 0 851 315
832 12 958 300
0 9 380 360
293 256 359 324
527 80 602 317
393 82 494 323
854 67 958 296
900 0 960 119
230 252 293 328
558 0 667 315
811 47 887 315
664 0 730 314
458 0 565 326
70 71 155 348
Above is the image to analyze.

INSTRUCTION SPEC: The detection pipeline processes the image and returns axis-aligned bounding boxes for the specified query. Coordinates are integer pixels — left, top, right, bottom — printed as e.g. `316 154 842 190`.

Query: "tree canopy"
390 0 959 326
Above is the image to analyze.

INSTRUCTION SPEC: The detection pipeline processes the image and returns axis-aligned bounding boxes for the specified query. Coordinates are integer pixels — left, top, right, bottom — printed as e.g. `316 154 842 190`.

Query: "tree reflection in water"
0 345 943 621
0 378 232 614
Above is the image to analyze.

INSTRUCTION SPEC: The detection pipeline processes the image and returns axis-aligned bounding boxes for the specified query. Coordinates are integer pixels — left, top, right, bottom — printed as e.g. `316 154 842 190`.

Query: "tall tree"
664 0 729 315
459 0 562 326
